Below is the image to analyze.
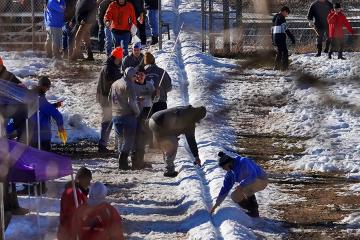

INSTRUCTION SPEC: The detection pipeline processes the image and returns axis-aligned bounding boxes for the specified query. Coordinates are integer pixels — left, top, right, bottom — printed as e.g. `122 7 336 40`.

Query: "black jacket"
75 0 97 24
272 13 295 46
150 105 207 158
144 0 157 10
122 53 144 72
64 0 77 23
0 66 21 84
307 0 333 29
96 57 123 106
97 0 113 26
144 64 172 103
128 0 145 17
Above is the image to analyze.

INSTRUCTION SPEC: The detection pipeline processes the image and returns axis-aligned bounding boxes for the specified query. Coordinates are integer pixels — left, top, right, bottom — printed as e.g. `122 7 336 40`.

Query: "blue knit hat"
133 42 142 49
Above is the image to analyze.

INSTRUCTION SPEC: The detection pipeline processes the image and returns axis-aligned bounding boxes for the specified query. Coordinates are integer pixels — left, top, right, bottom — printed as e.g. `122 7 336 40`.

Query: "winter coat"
0 66 21 84
97 0 113 26
133 79 155 110
307 0 333 29
29 88 64 143
96 57 123 107
144 0 157 10
122 53 144 72
109 69 140 117
104 1 137 33
144 64 172 103
128 0 145 17
75 0 97 24
327 10 354 39
64 0 77 23
57 183 88 240
271 13 295 46
70 202 124 240
149 105 206 158
216 156 267 205
45 0 66 28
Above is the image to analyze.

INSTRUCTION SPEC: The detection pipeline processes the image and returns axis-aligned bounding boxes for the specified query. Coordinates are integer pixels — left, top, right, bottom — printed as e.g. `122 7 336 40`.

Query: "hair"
76 167 92 180
281 6 290 14
38 76 51 87
144 52 155 65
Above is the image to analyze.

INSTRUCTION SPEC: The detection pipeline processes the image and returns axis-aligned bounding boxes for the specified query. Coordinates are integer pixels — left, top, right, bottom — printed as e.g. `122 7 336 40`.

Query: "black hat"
38 76 51 87
335 3 341 9
218 151 233 167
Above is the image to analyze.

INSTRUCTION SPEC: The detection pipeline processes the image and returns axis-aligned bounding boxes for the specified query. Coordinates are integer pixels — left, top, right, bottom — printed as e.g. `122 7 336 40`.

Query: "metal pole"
158 0 162 50
0 183 5 240
25 119 29 146
208 0 214 53
31 0 35 50
223 0 230 54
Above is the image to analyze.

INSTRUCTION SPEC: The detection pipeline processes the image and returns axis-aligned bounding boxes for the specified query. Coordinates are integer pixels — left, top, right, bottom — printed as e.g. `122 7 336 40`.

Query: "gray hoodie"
133 79 155 110
109 67 140 117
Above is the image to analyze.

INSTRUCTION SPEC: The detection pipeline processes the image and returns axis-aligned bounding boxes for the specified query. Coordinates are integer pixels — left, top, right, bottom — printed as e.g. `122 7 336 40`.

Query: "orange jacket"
327 10 354 39
104 2 137 31
70 202 124 240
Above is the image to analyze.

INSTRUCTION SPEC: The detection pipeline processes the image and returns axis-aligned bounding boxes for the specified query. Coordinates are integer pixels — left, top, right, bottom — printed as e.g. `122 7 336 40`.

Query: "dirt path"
222 67 360 239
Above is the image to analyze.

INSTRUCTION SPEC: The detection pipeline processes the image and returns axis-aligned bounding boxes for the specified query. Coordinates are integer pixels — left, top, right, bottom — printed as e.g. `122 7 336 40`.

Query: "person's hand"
210 204 218 214
308 21 314 28
80 20 85 25
105 21 111 28
193 157 201 166
58 128 67 144
53 101 63 108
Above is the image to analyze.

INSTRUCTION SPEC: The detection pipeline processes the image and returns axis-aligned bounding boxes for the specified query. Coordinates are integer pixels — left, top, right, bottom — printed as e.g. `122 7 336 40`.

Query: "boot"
85 48 94 61
118 151 131 170
150 36 158 45
338 52 346 60
131 150 145 170
163 170 178 177
247 195 259 218
328 52 332 59
315 50 321 57
238 198 251 210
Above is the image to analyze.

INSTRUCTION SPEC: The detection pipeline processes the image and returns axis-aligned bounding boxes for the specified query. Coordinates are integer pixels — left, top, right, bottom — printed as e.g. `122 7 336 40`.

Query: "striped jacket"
271 13 295 46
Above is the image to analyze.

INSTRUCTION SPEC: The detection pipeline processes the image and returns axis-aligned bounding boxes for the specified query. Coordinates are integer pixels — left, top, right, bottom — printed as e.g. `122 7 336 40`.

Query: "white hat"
88 181 108 206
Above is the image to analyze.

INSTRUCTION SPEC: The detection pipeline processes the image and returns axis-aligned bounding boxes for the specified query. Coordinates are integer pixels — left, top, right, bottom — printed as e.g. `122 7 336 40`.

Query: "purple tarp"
0 138 72 182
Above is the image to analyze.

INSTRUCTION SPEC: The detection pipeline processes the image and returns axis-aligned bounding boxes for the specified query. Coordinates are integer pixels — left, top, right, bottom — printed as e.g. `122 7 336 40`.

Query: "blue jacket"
45 0 66 28
216 156 267 205
30 94 64 144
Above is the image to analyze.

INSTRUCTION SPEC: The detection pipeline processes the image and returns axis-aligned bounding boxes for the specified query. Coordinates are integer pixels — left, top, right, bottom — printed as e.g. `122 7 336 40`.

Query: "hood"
124 67 137 82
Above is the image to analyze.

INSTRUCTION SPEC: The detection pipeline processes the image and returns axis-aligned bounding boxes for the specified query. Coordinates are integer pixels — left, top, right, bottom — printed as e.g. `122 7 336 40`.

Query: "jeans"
112 31 131 56
45 27 62 58
98 25 113 56
112 114 137 153
99 105 113 147
62 22 74 53
147 9 159 37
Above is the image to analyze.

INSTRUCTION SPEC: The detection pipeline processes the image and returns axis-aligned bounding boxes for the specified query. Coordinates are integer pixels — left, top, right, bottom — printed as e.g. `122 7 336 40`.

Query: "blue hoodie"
216 156 267 205
45 0 66 28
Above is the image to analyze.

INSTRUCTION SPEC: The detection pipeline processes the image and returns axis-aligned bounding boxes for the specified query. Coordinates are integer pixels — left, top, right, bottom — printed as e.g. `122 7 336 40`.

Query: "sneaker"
11 207 30 215
163 171 178 177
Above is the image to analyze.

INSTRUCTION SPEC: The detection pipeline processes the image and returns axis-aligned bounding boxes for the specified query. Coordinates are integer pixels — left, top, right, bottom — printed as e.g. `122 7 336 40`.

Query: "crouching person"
211 152 268 217
148 105 206 177
70 181 124 240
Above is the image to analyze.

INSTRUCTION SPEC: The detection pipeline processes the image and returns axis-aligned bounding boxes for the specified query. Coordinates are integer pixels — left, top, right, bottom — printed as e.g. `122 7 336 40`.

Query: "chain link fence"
0 0 46 49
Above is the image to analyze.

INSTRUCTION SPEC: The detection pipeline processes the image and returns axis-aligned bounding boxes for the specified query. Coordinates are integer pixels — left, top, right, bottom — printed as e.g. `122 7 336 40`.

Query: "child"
271 6 296 71
327 3 354 60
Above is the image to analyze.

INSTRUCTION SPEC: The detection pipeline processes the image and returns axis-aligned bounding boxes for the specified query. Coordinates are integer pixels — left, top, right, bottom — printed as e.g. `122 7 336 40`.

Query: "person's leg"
338 38 345 59
316 28 324 57
99 105 113 151
82 23 93 60
45 27 52 58
105 27 113 56
324 29 331 53
281 45 289 71
328 38 334 59
98 22 105 53
147 9 159 45
52 27 63 59
274 45 282 70
71 24 84 59
138 19 147 45
231 178 268 203
62 24 69 53
113 116 129 170
122 115 137 153
119 32 131 56
159 136 178 176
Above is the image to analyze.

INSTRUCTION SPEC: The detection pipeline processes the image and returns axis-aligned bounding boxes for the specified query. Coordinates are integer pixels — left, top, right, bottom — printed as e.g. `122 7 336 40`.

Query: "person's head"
75 167 92 190
218 152 234 171
38 76 51 93
280 6 290 17
132 42 142 57
334 3 341 12
190 105 207 123
124 67 137 82
117 0 125 5
88 181 108 206
144 52 155 65
111 47 124 65
135 71 145 84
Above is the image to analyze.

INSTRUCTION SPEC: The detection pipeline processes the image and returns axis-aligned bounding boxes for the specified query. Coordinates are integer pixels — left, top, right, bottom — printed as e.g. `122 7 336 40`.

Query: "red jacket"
57 184 88 240
104 2 137 31
327 10 354 39
70 202 124 240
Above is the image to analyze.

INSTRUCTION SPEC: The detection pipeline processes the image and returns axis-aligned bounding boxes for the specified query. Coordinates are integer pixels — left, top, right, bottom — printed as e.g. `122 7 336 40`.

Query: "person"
210 152 268 217
44 0 66 59
70 181 124 240
97 0 114 55
143 52 171 114
327 3 354 60
104 0 137 56
62 0 77 59
271 6 295 71
121 42 144 72
0 57 23 85
129 0 146 45
307 0 333 57
71 0 100 61
148 105 206 177
96 47 123 153
144 0 158 45
109 67 140 170
57 167 92 240
28 76 65 151
132 70 154 169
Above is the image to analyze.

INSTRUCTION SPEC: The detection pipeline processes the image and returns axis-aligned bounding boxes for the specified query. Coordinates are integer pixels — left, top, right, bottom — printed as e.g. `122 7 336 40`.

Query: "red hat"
0 56 3 66
111 47 124 59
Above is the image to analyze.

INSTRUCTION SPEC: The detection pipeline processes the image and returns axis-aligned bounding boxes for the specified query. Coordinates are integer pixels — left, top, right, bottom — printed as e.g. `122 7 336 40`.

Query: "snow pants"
274 44 289 70
230 177 268 203
316 27 331 53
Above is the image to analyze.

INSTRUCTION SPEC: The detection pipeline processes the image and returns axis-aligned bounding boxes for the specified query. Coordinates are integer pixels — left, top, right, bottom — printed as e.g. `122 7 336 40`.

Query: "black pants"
329 38 345 58
316 28 331 53
275 44 289 70
138 19 147 45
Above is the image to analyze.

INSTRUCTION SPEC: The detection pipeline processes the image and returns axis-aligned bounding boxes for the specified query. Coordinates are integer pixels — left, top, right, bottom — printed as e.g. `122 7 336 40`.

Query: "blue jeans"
112 115 137 153
98 25 113 56
147 9 159 37
112 31 131 56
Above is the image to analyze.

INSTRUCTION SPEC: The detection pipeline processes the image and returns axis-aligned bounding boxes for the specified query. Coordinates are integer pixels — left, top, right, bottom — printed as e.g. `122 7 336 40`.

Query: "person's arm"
128 82 140 116
104 2 113 26
285 28 296 44
47 0 65 13
184 126 199 159
163 71 172 93
211 172 235 213
343 15 354 35
121 57 128 72
327 11 336 24
9 73 22 85
41 98 64 128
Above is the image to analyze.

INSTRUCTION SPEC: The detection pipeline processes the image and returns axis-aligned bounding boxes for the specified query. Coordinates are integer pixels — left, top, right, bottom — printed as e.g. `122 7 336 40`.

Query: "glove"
58 129 67 144
308 21 314 28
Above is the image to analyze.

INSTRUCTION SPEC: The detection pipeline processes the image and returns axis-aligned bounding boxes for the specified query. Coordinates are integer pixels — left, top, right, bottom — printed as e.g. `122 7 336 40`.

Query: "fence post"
31 0 35 50
235 0 243 53
158 0 162 50
208 0 214 53
223 0 230 54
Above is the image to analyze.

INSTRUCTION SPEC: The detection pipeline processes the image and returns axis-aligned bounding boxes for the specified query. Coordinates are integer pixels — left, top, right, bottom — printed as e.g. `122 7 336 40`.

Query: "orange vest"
104 2 137 31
